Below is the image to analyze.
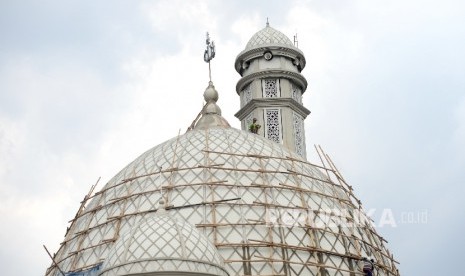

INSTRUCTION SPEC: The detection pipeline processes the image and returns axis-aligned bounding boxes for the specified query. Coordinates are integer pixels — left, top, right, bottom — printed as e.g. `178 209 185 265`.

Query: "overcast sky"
1 0 464 275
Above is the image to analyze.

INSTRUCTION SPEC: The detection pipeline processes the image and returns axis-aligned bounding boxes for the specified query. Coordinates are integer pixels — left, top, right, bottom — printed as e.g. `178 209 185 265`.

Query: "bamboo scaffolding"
186 102 207 132
43 245 66 276
66 165 354 231
313 145 399 267
48 177 102 275
62 197 388 253
203 149 336 173
48 142 399 275
317 145 362 205
66 177 100 231
68 239 115 256
76 161 341 219
62 205 395 268
253 255 365 275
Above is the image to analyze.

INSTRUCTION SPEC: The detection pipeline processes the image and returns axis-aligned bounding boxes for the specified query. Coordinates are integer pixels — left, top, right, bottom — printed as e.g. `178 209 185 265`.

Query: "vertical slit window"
293 112 305 157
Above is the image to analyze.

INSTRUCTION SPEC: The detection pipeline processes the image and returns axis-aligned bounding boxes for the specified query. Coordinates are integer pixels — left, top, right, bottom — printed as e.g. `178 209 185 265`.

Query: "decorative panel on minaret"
293 112 306 157
291 83 302 104
242 83 252 106
262 79 280 98
265 109 282 143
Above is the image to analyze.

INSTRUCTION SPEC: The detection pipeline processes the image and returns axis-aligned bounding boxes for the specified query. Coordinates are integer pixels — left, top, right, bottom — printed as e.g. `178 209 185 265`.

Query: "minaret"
234 22 310 158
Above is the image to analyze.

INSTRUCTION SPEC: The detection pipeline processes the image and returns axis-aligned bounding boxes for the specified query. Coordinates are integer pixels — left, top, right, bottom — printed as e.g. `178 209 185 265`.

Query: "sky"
0 0 464 275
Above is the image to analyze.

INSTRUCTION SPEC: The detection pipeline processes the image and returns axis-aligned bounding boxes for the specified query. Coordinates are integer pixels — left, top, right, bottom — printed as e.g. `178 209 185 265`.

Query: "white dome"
46 127 399 275
234 24 306 76
245 25 294 49
100 213 228 276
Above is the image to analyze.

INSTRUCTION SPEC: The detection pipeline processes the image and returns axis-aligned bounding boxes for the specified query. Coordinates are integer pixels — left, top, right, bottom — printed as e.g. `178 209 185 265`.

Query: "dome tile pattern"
100 213 228 275
46 127 399 276
246 25 294 49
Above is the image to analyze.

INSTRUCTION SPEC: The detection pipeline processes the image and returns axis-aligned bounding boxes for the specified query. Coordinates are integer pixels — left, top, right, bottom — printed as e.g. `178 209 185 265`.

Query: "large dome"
46 126 399 276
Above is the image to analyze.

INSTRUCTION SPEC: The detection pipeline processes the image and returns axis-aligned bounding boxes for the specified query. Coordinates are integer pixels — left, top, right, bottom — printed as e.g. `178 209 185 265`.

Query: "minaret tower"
234 22 310 158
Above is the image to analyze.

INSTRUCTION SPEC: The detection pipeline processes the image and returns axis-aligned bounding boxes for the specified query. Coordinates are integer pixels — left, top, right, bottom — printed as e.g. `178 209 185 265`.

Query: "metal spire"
203 32 216 82
294 32 299 48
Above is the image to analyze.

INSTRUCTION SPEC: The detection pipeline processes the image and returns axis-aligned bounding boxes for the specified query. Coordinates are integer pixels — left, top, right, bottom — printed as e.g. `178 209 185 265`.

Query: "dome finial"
204 32 216 82
191 81 231 130
266 17 270 27
187 33 230 131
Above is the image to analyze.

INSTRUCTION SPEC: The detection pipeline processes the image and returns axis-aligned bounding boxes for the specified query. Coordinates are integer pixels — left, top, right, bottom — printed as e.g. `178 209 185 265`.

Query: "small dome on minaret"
245 23 294 49
235 23 306 75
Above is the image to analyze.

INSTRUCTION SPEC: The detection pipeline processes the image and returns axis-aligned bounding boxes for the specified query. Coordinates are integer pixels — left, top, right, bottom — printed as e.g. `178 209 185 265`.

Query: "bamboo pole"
43 245 66 276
